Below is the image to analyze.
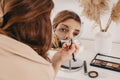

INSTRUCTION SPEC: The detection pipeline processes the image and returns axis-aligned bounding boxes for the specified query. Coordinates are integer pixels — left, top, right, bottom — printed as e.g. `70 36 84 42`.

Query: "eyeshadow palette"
90 53 120 72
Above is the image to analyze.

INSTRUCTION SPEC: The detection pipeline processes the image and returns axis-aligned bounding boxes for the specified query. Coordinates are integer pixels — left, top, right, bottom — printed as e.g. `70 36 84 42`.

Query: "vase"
94 31 112 54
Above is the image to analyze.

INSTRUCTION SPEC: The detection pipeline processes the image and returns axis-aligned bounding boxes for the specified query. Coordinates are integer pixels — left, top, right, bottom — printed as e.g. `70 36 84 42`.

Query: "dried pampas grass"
77 0 120 32
79 0 109 23
111 0 120 22
105 0 120 32
78 0 109 31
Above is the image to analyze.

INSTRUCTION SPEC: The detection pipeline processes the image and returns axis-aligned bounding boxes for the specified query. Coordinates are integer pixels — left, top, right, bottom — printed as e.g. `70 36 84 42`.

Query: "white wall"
51 0 120 43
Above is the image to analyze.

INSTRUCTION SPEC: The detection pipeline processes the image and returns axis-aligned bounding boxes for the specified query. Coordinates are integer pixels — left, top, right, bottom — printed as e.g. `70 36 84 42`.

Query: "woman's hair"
53 10 81 28
0 0 54 60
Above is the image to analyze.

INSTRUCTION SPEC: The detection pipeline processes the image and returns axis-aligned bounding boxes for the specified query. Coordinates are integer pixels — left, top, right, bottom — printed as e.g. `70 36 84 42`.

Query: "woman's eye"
59 28 68 33
73 33 79 36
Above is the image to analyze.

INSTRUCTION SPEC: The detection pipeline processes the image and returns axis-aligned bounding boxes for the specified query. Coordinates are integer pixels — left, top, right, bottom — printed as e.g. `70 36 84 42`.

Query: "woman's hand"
52 43 79 74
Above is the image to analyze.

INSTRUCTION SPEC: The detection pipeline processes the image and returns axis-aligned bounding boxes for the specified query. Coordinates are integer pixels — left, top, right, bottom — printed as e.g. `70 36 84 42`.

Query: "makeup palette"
90 53 120 72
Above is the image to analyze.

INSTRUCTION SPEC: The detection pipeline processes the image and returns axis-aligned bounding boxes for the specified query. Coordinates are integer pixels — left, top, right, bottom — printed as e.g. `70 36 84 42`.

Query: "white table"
55 39 120 80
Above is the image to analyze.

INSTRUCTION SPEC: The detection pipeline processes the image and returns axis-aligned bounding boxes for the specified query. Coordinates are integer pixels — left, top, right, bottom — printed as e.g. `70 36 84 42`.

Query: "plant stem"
105 16 112 32
98 18 103 31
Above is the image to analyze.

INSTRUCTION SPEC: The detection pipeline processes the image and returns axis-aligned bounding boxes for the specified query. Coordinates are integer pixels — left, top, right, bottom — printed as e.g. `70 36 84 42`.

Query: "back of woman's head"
0 0 54 60
53 10 81 29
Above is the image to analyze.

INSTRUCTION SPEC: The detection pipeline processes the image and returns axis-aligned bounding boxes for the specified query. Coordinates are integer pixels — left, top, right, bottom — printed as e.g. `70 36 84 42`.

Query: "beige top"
0 34 55 80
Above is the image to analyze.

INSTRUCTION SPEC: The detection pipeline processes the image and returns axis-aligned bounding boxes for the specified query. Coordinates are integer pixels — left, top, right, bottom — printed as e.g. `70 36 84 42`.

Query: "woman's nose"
65 33 74 40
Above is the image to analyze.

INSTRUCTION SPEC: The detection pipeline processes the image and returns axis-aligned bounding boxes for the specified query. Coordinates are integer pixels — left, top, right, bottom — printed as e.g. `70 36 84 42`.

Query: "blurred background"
51 0 120 43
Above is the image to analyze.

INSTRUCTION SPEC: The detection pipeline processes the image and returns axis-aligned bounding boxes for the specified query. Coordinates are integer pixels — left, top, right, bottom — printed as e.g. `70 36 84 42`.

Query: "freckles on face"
54 19 81 40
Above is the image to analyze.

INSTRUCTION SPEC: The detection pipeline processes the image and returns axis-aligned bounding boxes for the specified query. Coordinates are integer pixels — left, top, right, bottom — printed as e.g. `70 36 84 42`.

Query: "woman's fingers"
62 43 79 54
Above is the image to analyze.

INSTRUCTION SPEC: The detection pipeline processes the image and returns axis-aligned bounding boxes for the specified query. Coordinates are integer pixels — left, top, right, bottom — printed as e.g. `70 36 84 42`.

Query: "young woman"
0 0 79 80
52 10 81 48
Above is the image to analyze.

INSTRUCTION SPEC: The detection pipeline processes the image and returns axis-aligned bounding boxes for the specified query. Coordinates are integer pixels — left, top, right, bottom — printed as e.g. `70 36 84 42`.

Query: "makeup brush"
69 39 76 62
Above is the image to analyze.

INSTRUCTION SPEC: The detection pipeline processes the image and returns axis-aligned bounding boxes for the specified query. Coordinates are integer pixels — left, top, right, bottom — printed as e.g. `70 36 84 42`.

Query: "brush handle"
72 54 76 61
70 39 76 62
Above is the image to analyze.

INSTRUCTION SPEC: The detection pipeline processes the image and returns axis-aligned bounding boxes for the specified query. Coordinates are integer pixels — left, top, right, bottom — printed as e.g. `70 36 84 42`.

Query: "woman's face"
54 19 81 40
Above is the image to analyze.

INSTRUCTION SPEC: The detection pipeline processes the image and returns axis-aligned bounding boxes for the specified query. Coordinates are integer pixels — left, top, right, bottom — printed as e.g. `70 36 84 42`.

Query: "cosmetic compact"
90 53 120 72
88 71 98 78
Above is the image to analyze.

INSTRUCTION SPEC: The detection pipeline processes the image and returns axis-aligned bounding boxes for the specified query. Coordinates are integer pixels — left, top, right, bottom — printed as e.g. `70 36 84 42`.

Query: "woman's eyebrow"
75 29 80 32
61 24 70 29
